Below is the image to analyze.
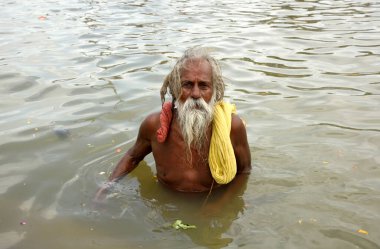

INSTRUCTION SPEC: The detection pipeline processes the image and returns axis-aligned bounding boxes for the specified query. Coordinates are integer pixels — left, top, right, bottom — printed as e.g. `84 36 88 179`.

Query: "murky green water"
1 0 379 248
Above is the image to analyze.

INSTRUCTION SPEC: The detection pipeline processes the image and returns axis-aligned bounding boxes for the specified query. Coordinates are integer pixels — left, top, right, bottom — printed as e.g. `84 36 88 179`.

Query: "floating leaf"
172 220 196 230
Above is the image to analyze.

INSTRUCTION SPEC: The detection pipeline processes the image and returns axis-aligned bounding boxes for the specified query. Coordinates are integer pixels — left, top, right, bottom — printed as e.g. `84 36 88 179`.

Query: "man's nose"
191 85 201 99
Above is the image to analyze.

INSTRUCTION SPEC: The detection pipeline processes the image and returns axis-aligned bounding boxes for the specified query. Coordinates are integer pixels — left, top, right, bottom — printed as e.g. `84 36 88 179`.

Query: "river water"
1 0 379 248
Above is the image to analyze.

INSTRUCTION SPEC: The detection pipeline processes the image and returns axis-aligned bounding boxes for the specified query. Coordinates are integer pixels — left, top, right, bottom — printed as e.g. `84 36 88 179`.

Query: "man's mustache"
182 98 209 111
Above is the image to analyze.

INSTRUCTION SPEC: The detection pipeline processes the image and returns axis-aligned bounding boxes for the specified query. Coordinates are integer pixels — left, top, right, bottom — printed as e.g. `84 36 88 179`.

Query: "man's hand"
93 181 115 204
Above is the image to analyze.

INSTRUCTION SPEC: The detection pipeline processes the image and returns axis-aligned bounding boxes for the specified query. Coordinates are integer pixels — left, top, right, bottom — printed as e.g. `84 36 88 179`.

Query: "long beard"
177 97 215 152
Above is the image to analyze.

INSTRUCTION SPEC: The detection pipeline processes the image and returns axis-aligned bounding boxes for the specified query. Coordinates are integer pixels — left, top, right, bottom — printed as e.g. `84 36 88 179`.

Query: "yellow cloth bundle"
209 101 237 184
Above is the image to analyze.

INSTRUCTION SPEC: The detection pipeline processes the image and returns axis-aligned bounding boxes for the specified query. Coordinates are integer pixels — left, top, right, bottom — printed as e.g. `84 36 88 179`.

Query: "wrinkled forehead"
180 58 212 77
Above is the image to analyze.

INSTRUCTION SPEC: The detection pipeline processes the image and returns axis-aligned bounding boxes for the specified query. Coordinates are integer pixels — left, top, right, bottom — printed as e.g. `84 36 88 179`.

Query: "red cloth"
156 102 173 143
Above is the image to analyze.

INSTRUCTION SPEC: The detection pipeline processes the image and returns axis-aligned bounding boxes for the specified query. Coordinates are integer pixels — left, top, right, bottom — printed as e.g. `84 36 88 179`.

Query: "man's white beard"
177 97 215 152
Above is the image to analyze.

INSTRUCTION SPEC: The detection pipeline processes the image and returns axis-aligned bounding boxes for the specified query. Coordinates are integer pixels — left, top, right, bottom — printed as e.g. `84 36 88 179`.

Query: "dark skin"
95 59 251 201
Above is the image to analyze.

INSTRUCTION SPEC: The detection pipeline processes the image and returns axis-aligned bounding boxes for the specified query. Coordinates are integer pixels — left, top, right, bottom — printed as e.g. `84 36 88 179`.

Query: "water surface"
1 0 379 248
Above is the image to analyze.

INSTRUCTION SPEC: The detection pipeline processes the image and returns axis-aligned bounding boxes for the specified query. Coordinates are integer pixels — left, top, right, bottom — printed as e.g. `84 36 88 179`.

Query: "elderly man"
96 47 251 199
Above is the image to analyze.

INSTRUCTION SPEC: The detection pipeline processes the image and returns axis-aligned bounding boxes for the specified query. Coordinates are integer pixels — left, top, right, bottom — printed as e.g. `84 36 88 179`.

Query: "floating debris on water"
172 220 196 230
106 193 119 199
53 128 70 139
357 229 368 235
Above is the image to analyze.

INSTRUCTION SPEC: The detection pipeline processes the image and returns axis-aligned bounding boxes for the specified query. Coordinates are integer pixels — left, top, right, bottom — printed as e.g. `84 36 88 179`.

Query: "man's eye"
199 83 209 89
182 82 192 88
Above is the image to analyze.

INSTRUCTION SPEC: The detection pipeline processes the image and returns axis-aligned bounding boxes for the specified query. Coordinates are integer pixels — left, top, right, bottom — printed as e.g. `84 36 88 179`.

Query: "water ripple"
1 0 380 248
321 229 380 249
315 123 380 133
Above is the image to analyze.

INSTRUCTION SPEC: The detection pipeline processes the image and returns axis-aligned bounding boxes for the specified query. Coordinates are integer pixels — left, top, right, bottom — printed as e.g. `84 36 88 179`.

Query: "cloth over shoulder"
156 102 173 143
209 101 237 184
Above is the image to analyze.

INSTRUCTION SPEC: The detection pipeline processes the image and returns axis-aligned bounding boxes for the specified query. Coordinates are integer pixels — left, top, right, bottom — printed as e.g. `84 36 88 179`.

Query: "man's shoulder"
142 112 161 127
138 111 161 137
231 114 246 132
145 111 161 122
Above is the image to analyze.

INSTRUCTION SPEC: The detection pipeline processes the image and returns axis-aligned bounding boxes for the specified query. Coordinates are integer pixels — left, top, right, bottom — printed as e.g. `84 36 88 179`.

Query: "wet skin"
96 59 251 196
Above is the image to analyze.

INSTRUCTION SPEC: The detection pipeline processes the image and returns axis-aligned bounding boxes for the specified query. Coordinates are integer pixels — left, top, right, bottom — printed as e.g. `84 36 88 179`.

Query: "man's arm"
231 114 251 174
218 114 251 196
95 113 158 201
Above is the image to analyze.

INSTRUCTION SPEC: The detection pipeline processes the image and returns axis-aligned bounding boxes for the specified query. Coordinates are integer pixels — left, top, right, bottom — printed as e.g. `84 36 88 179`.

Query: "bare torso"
102 106 250 196
149 111 217 192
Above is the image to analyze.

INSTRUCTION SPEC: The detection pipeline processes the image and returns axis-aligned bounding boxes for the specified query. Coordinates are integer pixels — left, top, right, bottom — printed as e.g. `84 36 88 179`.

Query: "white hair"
160 46 225 105
176 95 215 152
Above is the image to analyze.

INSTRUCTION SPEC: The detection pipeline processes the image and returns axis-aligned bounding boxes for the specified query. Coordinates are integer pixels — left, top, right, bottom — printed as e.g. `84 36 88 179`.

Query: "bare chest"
151 123 214 192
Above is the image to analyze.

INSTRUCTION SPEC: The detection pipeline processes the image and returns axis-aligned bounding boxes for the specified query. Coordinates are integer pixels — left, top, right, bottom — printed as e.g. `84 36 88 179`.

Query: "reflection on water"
124 162 246 248
0 0 379 248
